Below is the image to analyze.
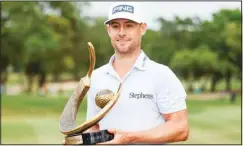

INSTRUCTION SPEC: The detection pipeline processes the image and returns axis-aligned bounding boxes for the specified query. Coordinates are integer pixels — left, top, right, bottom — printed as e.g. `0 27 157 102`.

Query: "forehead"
109 19 138 24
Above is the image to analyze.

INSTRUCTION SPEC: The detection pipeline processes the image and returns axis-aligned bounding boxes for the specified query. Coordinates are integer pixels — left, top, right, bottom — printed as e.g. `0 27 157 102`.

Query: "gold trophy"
59 42 121 144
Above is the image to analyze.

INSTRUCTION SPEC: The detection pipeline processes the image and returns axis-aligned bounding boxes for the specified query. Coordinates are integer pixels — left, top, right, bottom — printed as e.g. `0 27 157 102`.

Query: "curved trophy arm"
59 42 95 134
87 42 95 78
59 42 122 136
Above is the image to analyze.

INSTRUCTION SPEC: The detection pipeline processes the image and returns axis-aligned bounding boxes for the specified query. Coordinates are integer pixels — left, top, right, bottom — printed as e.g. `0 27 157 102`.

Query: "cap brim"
104 17 141 25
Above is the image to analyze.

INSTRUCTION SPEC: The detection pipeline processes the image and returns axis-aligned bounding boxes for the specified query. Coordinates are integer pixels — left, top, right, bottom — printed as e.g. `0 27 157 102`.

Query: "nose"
118 27 126 37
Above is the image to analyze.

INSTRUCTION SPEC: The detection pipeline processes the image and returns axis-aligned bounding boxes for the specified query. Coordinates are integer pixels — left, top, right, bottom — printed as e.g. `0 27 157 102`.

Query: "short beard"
112 40 139 56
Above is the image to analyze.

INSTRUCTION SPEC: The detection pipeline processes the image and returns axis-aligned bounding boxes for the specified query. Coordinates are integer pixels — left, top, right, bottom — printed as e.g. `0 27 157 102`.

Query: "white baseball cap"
104 2 144 25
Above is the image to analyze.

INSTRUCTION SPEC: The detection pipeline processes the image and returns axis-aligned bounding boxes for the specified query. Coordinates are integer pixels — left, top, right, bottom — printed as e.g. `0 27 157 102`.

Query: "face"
106 19 147 55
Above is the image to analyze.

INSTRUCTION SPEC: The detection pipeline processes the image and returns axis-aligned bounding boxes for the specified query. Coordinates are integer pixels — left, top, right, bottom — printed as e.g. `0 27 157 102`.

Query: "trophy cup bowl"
59 42 121 145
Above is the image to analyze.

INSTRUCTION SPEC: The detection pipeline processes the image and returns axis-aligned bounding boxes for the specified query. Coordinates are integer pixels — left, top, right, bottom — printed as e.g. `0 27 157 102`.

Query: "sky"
81 2 241 30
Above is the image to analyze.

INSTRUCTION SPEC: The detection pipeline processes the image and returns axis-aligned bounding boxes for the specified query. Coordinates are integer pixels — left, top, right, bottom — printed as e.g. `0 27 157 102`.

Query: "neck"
112 48 141 80
114 48 141 67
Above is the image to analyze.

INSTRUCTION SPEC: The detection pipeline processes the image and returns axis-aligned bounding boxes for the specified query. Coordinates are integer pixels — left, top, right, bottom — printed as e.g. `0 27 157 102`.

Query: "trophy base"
63 130 114 145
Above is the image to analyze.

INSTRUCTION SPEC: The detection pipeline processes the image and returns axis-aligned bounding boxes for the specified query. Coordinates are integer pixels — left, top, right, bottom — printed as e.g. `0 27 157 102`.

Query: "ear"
106 25 112 37
140 23 147 36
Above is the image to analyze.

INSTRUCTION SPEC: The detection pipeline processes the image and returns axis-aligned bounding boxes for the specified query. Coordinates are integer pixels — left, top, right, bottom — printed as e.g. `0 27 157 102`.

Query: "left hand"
98 129 131 144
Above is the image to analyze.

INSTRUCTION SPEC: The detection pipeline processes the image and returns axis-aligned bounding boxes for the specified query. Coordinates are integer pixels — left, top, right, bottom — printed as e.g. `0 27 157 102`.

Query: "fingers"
97 140 113 145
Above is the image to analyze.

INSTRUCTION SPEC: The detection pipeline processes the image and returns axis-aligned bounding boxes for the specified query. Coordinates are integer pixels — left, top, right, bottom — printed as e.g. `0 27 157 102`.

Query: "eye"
126 24 133 28
111 25 119 29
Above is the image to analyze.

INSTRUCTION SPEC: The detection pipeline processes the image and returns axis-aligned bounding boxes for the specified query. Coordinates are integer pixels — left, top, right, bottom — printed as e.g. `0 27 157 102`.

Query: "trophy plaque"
59 42 121 145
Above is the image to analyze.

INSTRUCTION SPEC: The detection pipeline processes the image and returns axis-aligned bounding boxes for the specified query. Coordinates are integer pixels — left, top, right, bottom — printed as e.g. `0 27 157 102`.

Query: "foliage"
1 2 241 92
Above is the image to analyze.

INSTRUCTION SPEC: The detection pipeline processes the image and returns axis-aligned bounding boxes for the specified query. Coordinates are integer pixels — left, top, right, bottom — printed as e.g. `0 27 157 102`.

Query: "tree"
200 9 241 91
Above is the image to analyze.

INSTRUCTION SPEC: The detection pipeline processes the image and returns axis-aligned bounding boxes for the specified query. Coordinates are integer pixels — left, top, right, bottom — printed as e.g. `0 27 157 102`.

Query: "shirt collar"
106 50 149 74
134 50 148 71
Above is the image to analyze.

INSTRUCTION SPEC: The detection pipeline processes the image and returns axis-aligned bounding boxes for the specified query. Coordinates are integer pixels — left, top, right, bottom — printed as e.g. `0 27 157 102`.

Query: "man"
86 2 189 144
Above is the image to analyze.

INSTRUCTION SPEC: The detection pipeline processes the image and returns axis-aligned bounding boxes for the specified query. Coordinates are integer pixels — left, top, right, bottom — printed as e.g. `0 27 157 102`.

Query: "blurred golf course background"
1 1 242 145
2 84 242 144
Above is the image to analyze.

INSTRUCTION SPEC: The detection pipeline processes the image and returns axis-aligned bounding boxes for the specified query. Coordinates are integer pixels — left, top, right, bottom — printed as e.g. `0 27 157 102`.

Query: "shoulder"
147 60 187 99
146 59 182 85
147 59 173 76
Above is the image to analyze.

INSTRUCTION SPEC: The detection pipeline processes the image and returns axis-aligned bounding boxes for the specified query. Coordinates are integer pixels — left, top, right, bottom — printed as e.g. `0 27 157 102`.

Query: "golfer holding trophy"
60 2 189 145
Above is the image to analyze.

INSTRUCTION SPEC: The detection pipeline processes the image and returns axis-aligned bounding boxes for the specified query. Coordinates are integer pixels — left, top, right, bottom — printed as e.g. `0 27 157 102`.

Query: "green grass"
1 93 87 144
178 96 242 144
2 116 61 144
184 105 241 144
1 94 242 144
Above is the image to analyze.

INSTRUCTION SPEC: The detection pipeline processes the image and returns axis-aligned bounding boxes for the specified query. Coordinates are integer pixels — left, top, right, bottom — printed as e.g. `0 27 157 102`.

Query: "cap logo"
112 5 134 14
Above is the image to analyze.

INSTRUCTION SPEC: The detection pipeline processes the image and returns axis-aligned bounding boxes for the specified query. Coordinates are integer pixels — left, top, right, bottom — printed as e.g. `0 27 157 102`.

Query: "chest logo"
129 92 154 99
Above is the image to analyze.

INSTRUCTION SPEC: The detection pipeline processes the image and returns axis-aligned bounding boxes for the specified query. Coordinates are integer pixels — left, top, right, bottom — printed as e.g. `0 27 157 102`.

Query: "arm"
128 109 189 144
100 109 189 144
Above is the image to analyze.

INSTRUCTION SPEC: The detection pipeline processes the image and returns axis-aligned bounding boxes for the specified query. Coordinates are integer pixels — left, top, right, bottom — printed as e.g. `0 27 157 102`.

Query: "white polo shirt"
86 50 187 132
